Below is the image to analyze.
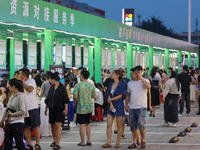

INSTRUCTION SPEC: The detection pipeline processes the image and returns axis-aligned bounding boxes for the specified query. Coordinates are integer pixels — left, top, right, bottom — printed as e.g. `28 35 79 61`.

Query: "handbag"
5 108 16 130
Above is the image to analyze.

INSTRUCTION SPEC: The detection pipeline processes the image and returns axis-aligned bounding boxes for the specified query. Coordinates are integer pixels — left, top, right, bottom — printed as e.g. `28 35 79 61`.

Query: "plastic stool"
91 107 103 122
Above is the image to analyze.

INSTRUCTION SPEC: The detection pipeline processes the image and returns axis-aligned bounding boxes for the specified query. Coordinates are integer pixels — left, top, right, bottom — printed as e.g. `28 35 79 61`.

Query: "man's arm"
125 92 130 112
148 89 152 111
92 95 97 101
23 82 34 92
138 72 151 89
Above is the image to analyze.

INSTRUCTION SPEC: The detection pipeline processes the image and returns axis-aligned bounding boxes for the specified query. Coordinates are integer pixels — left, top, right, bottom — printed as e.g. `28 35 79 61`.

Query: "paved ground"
33 102 200 150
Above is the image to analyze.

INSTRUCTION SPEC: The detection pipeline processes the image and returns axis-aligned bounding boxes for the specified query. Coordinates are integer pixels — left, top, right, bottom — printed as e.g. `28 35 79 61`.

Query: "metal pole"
188 0 191 43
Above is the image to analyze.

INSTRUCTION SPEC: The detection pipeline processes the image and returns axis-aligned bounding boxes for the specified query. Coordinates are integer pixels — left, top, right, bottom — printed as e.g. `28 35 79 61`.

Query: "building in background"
177 30 200 69
43 0 105 18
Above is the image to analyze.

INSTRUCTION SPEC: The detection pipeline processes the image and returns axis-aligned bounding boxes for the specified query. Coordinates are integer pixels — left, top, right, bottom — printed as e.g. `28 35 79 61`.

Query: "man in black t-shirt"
196 68 200 115
178 65 191 116
32 69 43 87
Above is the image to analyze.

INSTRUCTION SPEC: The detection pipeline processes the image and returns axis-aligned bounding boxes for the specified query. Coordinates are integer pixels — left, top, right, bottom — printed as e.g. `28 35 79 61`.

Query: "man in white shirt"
125 67 151 148
19 68 41 150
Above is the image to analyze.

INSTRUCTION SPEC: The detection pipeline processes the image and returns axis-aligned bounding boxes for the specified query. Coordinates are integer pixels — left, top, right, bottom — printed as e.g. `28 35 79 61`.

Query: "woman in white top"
190 70 197 107
161 71 181 127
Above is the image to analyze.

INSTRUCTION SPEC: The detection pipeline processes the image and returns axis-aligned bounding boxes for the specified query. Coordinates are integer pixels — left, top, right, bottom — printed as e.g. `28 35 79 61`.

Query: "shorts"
123 115 129 125
24 108 41 128
77 113 92 124
129 108 146 132
95 103 103 108
49 107 65 124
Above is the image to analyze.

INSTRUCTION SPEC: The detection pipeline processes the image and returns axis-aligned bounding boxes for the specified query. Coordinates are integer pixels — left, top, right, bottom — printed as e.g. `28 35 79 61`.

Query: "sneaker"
70 122 76 127
161 122 169 127
172 124 176 127
187 113 190 116
178 113 183 117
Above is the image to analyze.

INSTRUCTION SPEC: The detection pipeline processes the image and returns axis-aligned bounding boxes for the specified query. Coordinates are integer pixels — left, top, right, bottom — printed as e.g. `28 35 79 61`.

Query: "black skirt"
151 80 160 106
164 94 179 123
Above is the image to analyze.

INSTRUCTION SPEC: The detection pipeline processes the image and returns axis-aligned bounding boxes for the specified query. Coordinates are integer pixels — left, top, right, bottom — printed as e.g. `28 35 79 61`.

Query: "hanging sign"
14 31 23 69
0 30 7 69
55 38 63 65
28 33 37 69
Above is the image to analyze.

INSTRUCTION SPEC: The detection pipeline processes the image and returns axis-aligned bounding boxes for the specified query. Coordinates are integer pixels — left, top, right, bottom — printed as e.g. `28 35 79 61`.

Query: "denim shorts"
129 108 146 132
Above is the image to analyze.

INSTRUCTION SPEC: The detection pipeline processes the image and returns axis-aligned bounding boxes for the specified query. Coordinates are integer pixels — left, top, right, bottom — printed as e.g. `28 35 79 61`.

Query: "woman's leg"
54 122 62 146
153 106 156 115
12 123 26 150
4 125 13 150
116 116 123 145
51 124 56 142
122 123 125 136
106 114 114 145
114 117 118 132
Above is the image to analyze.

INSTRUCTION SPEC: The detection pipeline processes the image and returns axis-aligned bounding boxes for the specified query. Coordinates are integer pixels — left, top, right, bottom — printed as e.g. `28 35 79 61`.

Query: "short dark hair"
49 72 60 81
81 70 90 80
183 65 188 71
146 67 149 70
135 65 142 71
130 68 137 72
20 68 30 78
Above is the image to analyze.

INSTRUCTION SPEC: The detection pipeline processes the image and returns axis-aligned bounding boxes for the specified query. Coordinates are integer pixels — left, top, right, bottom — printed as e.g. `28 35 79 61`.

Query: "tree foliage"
137 16 178 39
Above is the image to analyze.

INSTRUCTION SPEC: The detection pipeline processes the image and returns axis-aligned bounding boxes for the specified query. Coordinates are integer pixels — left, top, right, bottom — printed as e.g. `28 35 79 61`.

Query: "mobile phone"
112 108 117 113
179 99 183 104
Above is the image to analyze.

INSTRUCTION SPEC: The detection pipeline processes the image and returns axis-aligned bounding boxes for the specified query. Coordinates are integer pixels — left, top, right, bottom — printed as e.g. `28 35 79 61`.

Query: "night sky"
77 0 200 33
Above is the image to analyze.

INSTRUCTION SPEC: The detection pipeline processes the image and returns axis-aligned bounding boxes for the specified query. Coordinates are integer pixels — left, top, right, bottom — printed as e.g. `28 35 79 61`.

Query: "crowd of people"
0 64 199 149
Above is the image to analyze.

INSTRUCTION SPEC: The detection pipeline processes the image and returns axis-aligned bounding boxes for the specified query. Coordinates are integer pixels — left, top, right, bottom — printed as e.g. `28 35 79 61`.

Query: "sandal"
53 145 61 150
50 142 56 147
140 141 146 148
34 144 41 150
128 143 137 149
26 144 33 150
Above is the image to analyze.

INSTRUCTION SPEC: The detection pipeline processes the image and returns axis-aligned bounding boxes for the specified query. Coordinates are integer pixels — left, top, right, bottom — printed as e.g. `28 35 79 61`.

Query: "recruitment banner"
121 51 125 68
140 52 143 66
28 33 37 69
83 47 89 68
75 39 81 68
114 50 118 68
55 38 63 65
101 49 106 68
124 51 127 67
65 38 72 68
14 31 23 69
107 50 112 68
146 52 149 68
41 36 45 69
75 46 81 67
0 30 7 69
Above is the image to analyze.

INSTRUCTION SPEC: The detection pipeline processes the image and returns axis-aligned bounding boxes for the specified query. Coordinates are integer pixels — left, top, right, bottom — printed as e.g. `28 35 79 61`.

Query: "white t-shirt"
127 79 149 109
95 88 104 106
24 79 38 110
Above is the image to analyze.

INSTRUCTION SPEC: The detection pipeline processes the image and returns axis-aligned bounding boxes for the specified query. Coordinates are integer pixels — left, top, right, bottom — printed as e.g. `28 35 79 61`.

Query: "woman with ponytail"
161 71 181 127
45 72 69 150
0 78 29 150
